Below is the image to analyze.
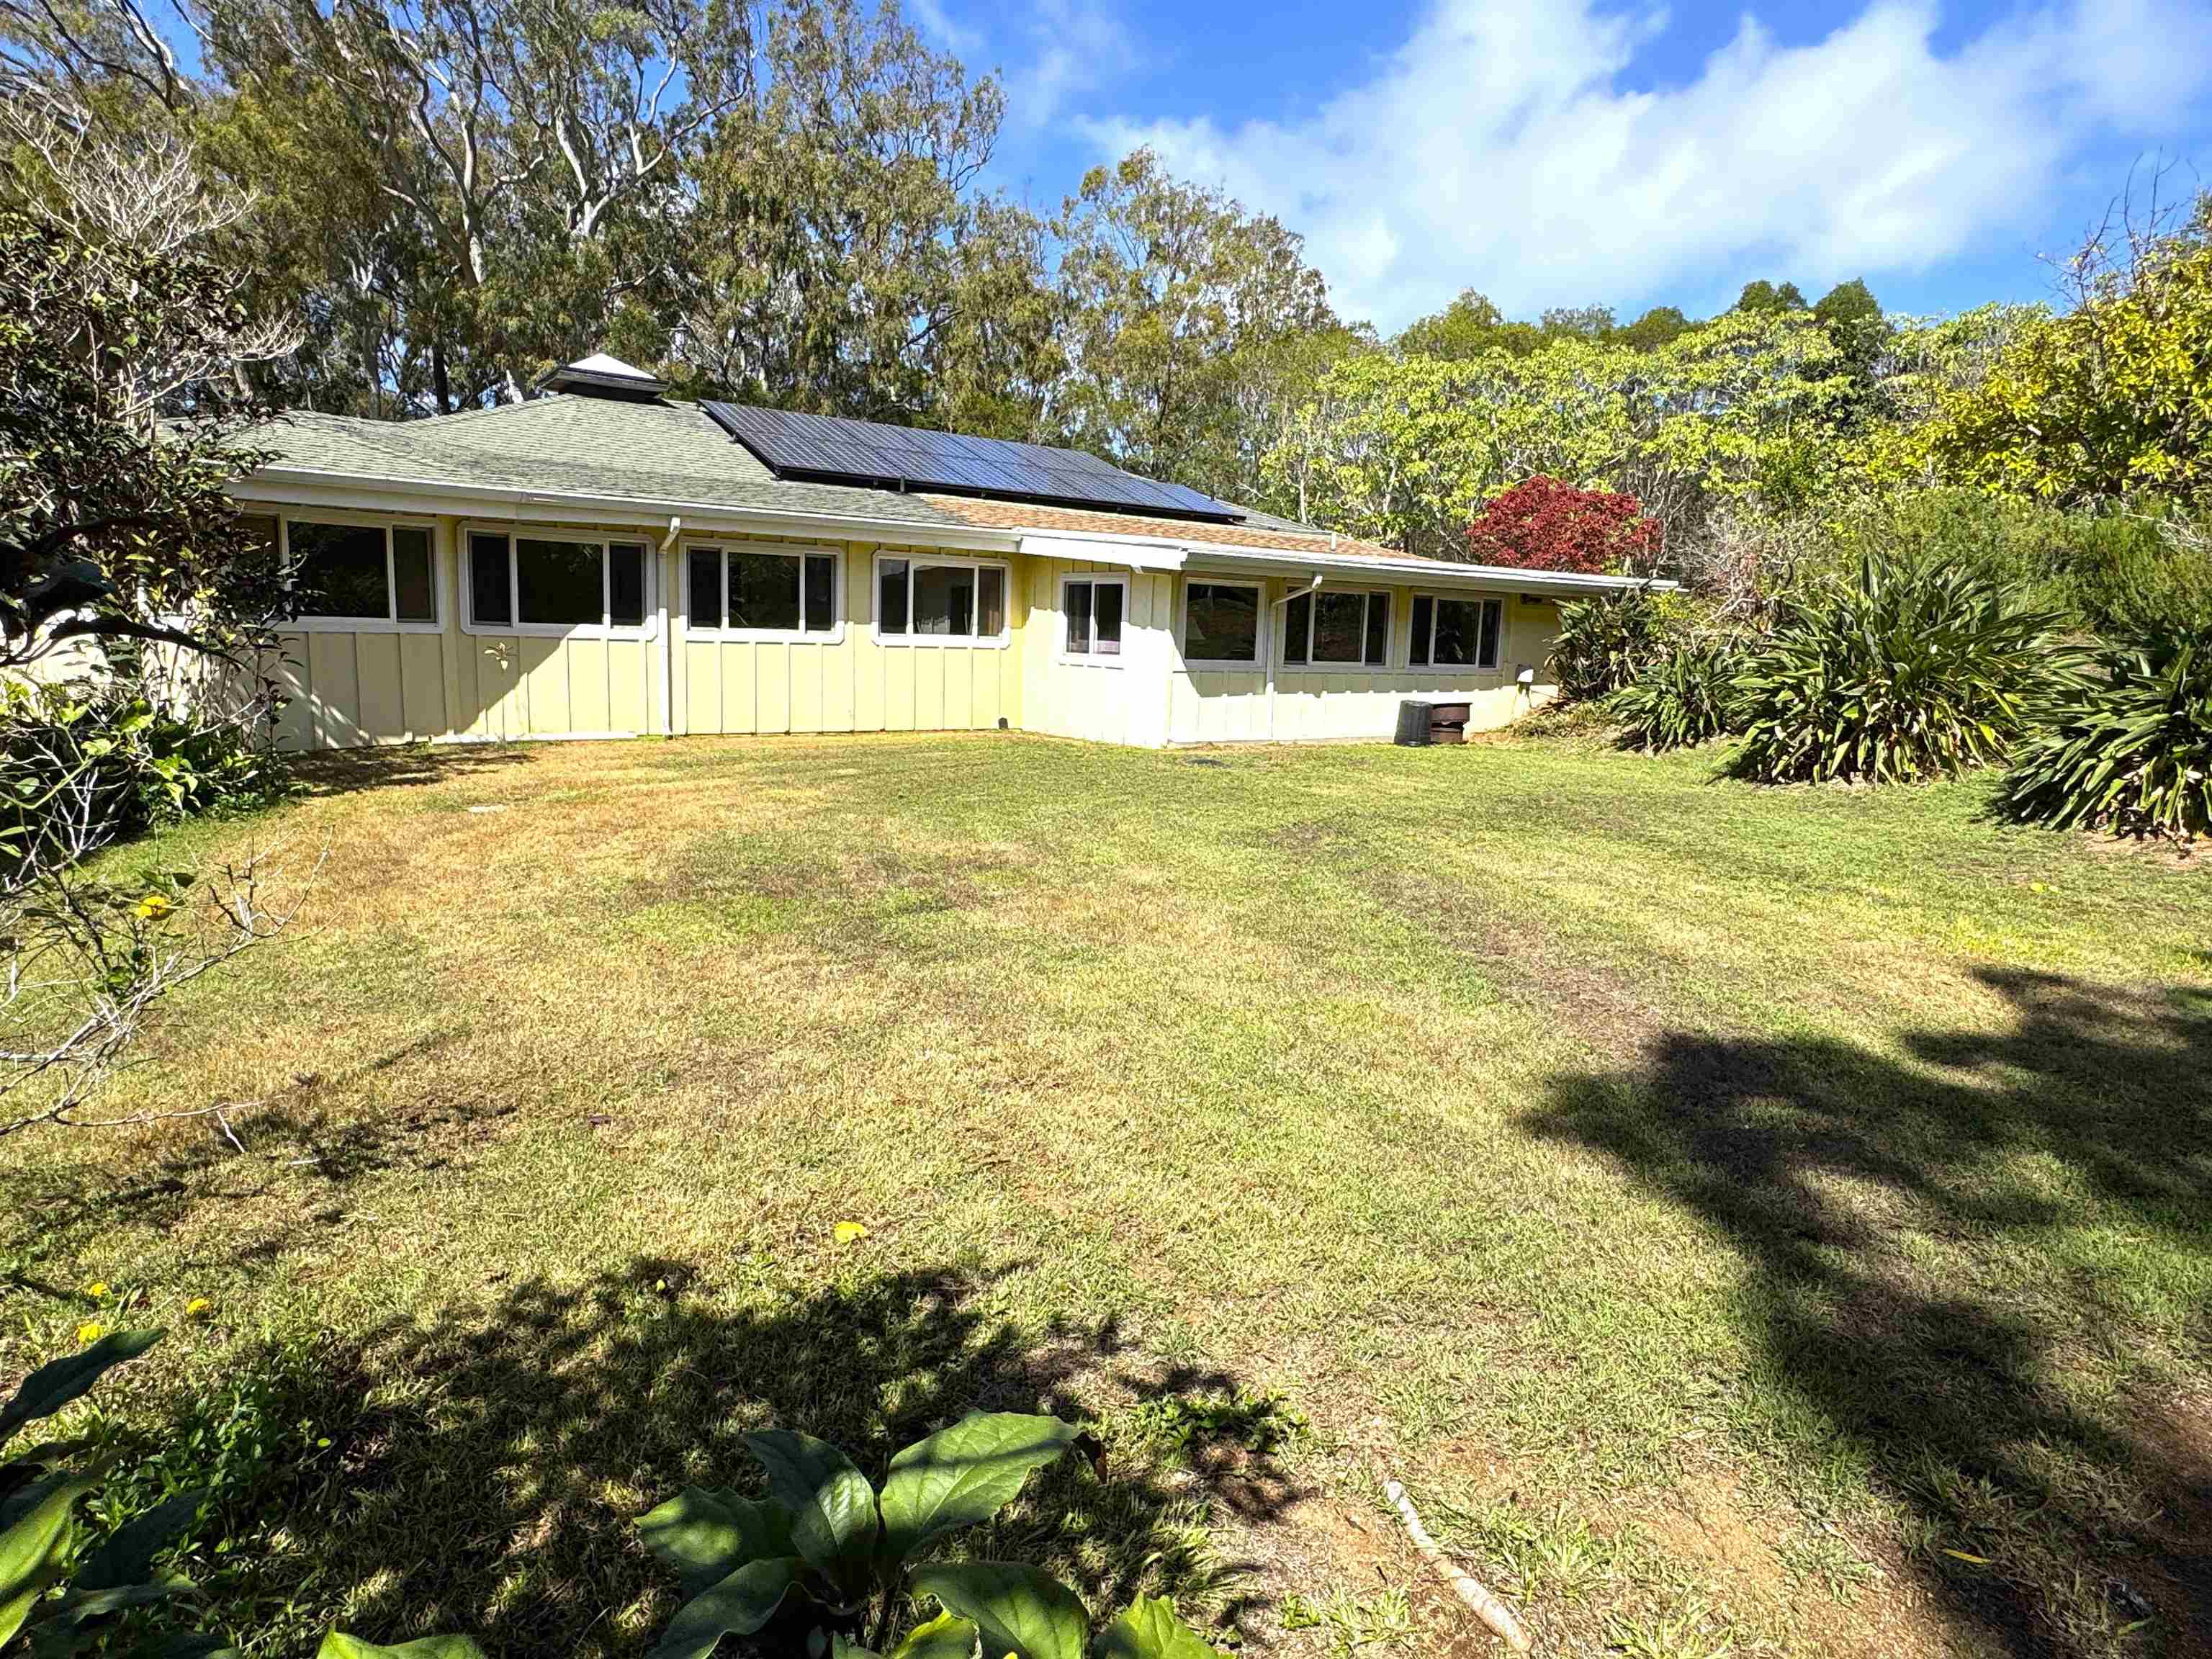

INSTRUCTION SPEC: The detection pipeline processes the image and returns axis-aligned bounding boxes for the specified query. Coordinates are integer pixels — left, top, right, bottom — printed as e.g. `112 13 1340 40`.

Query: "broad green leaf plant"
0 1327 233 1658
637 1412 1227 1659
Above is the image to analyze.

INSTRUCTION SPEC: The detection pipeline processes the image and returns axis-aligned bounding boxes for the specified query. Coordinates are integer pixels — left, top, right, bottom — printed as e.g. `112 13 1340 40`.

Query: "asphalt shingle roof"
249 396 976 530
247 394 1407 555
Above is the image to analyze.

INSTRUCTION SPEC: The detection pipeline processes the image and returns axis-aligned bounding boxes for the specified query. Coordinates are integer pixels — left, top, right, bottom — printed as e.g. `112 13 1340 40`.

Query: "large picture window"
877 556 1008 644
1409 595 1503 669
284 518 437 626
688 546 838 635
1061 575 1125 660
467 530 649 633
1183 580 1261 665
1283 588 1390 667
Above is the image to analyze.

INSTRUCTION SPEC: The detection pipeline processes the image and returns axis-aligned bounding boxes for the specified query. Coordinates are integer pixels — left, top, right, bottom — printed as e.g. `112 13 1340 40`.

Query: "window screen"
1312 591 1367 663
1430 596 1503 667
1410 595 1434 667
728 551 801 631
688 550 721 629
803 554 835 633
516 538 603 626
977 567 1006 637
913 563 975 636
290 521 389 619
1283 591 1310 665
1065 579 1094 654
1066 578 1124 657
391 527 436 621
471 533 513 625
607 544 646 627
1185 583 1259 662
878 558 909 634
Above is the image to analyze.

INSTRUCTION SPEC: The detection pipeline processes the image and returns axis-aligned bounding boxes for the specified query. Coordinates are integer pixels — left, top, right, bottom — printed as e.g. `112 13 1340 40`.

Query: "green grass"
4 732 2208 1659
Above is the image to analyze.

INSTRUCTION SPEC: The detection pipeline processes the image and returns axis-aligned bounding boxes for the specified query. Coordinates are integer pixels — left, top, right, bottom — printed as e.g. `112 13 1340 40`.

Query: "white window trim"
875 553 1012 649
279 514 444 635
683 540 847 643
1282 586 1395 673
459 524 660 640
1412 592 1506 672
1058 572 1130 667
1181 577 1266 670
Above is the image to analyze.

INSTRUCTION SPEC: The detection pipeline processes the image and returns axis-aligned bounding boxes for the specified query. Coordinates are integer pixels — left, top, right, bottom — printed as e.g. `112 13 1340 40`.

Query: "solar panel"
702 401 1245 524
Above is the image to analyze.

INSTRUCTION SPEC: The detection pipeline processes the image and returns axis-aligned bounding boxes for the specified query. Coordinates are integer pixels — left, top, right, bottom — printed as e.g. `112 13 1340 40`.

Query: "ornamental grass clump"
1728 552 2075 786
2000 628 2212 840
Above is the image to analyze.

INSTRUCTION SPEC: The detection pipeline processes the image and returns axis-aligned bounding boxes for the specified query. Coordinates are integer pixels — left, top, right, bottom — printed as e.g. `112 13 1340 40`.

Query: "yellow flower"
76 1321 107 1344
84 1280 110 1298
832 1220 869 1246
185 1297 212 1319
134 892 176 921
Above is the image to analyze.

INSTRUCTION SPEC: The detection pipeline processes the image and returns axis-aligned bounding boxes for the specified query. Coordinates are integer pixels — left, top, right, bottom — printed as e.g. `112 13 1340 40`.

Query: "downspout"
657 516 681 736
1267 573 1323 742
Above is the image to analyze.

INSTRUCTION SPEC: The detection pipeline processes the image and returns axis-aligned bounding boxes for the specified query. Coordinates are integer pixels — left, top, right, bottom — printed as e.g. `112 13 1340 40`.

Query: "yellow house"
231 355 1654 750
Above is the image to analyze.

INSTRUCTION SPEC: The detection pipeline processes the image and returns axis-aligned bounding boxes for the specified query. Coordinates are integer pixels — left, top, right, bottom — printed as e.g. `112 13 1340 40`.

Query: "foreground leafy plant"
0 1326 226 1656
1730 553 2074 785
1608 643 1742 751
638 1412 1225 1658
1548 588 1675 703
2000 627 2212 839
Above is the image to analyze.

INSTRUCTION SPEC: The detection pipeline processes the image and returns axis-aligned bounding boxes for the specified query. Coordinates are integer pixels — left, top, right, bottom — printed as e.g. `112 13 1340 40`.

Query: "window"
1062 575 1124 660
1409 594 1503 669
465 529 652 633
686 546 838 635
1184 580 1261 665
1282 588 1390 667
285 518 437 625
877 557 1008 644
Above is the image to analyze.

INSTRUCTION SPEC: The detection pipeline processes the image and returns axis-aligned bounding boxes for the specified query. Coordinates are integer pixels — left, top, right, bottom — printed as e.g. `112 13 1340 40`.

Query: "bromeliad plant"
637 1413 1225 1659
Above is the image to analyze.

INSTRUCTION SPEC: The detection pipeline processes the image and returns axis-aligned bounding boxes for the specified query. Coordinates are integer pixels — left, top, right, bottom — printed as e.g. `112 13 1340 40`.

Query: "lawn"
4 731 2208 1659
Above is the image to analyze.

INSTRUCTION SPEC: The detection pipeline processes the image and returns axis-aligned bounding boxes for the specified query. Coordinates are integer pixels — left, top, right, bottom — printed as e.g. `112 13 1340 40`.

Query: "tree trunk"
433 338 451 414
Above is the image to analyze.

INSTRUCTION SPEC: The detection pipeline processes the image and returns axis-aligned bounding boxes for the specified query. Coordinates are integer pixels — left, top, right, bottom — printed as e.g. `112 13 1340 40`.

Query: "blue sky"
917 0 2212 331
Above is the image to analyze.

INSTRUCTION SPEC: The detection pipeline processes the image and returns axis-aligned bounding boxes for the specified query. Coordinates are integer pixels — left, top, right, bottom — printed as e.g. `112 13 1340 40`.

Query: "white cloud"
1075 0 2212 329
1004 0 1138 132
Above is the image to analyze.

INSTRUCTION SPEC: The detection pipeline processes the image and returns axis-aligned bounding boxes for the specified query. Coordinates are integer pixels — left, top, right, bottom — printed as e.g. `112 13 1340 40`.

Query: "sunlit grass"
3 732 2206 1658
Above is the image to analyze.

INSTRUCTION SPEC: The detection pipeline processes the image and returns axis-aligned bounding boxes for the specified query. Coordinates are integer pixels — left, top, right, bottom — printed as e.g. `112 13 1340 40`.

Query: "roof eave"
233 464 1025 552
1017 528 1674 593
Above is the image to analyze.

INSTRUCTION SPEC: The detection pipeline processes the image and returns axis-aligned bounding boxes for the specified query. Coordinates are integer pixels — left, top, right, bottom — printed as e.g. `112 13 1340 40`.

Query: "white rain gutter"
657 516 681 736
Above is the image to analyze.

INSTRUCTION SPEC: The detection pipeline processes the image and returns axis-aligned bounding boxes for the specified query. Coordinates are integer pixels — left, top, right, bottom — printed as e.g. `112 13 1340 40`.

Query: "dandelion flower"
76 1321 106 1344
832 1220 869 1246
185 1297 212 1318
134 892 176 921
84 1280 110 1298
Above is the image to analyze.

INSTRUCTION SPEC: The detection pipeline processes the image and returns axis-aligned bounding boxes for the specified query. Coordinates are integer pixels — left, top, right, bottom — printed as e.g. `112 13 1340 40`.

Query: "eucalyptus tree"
1053 147 1345 500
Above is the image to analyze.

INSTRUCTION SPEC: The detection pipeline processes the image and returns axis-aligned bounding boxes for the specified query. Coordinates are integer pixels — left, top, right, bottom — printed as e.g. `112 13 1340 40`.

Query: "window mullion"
508 535 520 629
601 541 611 629
382 529 397 624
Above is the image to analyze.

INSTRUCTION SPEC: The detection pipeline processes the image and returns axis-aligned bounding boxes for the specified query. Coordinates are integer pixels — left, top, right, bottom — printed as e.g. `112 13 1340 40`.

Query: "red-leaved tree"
1463 476 1660 573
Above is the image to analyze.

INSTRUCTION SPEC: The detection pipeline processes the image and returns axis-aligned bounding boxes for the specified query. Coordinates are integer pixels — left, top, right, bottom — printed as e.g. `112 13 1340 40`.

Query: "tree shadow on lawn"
1529 966 2212 1659
144 1256 1271 1658
289 742 533 800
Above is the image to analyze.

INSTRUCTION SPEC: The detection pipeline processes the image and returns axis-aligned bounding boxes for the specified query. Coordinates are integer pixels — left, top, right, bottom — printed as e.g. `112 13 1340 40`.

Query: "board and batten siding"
264 513 1025 749
1018 557 1178 747
671 539 1022 737
1163 574 1563 745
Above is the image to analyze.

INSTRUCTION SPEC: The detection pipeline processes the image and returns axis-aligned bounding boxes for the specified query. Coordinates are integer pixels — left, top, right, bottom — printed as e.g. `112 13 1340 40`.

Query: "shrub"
1465 475 1660 573
2000 629 2212 839
0 678 289 885
1609 643 1742 751
1549 588 1675 701
1729 553 2075 785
